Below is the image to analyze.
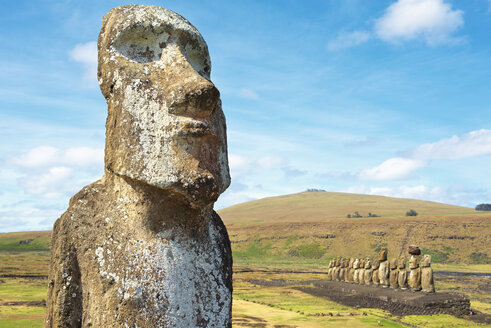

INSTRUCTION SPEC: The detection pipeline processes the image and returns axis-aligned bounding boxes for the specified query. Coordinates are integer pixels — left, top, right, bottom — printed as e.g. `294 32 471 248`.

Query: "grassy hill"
218 191 474 225
218 191 489 267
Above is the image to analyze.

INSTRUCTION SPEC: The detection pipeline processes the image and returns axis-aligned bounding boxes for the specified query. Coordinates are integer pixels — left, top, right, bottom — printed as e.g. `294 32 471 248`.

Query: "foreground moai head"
365 258 372 269
98 5 230 207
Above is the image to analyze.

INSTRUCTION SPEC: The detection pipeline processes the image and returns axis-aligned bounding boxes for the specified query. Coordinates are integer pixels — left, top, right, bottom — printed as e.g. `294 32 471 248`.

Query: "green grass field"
1 192 490 326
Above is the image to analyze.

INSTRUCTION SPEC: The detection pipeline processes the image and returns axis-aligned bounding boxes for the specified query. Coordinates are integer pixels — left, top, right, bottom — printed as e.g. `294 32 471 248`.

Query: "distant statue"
353 258 360 284
408 255 422 291
389 258 399 289
45 5 232 327
363 258 372 285
327 260 334 280
397 256 408 290
421 254 435 293
358 258 366 284
378 247 390 287
348 258 355 282
371 259 380 285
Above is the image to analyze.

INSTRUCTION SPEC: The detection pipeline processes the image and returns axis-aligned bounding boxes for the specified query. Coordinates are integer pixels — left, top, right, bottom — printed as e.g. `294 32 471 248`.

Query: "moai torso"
408 255 422 291
45 5 232 328
364 259 372 285
398 256 408 290
378 248 390 287
389 258 399 288
421 255 435 293
371 260 380 285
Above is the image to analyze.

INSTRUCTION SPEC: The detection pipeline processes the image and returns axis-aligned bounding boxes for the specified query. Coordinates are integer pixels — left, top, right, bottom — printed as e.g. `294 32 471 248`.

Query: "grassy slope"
218 191 474 225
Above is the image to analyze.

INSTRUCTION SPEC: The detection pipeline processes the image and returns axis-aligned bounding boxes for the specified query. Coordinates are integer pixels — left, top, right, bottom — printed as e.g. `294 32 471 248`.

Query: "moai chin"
363 258 372 285
45 5 232 328
378 247 390 287
421 254 435 293
389 258 399 289
398 256 408 290
408 254 422 291
371 259 380 285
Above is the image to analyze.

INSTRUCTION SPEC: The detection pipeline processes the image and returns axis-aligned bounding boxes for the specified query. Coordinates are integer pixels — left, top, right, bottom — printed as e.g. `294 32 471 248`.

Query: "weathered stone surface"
45 5 232 327
363 259 372 285
421 254 435 293
371 260 380 285
389 258 399 289
398 256 408 290
408 255 422 291
358 259 366 284
378 248 389 288
353 258 360 284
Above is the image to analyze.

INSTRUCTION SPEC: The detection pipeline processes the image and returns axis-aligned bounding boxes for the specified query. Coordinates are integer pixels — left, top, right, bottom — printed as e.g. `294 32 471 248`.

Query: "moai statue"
339 258 346 281
353 258 360 284
389 258 399 289
408 245 422 291
408 255 422 291
421 254 435 293
358 258 366 284
378 247 390 287
332 258 340 281
344 258 351 282
348 258 355 282
45 6 232 328
398 256 408 290
327 260 333 280
371 259 380 285
363 258 372 285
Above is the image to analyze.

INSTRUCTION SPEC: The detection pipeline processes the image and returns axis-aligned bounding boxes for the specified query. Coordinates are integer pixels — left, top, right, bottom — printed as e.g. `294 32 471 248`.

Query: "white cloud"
238 88 259 100
327 31 371 51
411 129 491 160
228 154 285 178
9 145 103 168
18 166 73 199
358 129 491 181
359 157 426 181
69 41 97 82
375 0 464 45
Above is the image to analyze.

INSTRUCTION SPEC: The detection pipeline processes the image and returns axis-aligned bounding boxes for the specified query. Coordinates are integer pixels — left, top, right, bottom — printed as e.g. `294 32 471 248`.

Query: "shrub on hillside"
475 204 491 211
470 252 489 264
406 209 418 216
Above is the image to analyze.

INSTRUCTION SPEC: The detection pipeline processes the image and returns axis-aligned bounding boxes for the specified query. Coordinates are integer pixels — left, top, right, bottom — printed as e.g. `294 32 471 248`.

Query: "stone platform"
297 280 472 317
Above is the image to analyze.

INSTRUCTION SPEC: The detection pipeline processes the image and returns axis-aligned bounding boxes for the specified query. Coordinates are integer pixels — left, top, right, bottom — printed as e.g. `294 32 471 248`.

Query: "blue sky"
1 0 490 232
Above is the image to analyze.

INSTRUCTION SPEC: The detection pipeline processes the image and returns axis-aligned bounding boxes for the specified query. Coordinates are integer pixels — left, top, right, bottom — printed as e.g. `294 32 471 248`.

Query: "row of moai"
327 246 435 293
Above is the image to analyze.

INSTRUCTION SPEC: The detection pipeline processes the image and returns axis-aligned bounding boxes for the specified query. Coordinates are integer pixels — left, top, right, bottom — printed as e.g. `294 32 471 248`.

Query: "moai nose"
167 77 220 119
164 46 219 119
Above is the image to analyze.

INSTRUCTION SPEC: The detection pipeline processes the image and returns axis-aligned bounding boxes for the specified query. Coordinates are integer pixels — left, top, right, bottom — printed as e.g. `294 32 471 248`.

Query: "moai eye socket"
111 25 211 79
112 25 170 63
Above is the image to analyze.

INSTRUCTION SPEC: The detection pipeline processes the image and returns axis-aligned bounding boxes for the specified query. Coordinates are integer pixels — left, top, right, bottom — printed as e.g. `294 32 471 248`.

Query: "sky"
1 0 490 232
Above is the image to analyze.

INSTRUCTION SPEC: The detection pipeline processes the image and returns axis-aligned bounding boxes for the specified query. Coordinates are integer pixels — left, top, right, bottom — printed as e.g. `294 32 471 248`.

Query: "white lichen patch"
98 219 232 326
